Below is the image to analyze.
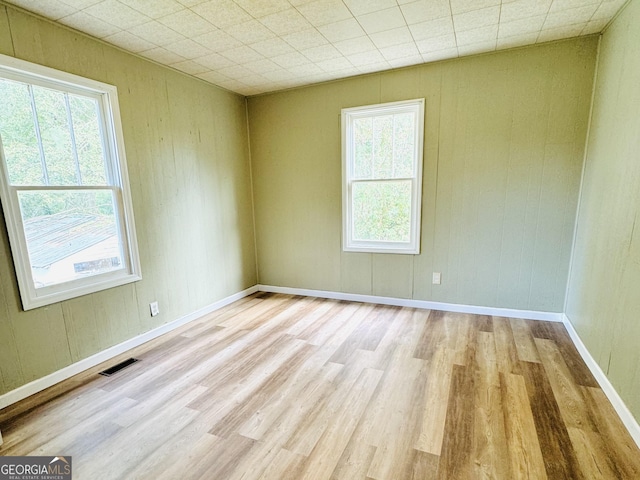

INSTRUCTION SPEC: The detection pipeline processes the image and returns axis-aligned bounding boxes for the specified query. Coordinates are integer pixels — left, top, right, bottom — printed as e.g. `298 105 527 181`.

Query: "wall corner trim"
257 284 564 322
562 313 640 449
0 285 259 411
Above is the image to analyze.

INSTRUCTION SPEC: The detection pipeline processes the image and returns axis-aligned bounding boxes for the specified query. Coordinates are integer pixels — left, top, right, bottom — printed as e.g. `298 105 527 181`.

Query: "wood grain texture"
1 294 639 479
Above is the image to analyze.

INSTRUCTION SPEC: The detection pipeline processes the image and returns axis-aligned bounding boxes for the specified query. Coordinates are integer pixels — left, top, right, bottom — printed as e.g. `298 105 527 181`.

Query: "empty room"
0 0 639 478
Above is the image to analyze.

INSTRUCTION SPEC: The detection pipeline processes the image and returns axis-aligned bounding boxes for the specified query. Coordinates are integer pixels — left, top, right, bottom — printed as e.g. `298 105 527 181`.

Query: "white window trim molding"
0 53 141 310
341 98 425 255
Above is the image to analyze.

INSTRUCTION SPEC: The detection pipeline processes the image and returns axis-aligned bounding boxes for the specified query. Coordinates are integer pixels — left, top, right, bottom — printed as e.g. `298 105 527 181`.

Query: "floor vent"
99 358 139 377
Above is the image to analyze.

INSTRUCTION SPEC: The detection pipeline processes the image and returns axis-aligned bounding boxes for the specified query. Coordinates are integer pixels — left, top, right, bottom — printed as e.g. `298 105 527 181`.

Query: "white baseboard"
0 285 258 411
562 314 640 449
257 284 563 322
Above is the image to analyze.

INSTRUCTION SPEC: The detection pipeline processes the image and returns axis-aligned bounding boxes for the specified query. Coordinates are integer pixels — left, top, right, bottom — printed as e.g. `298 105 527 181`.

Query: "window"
342 99 425 254
0 54 141 310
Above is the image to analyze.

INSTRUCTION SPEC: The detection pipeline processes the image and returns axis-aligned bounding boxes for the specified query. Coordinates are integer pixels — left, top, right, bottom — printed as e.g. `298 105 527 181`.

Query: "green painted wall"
0 5 257 395
249 38 597 312
565 0 640 420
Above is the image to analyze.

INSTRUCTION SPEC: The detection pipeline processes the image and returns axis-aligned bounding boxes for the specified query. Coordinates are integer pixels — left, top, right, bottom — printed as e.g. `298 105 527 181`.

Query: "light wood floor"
1 293 639 479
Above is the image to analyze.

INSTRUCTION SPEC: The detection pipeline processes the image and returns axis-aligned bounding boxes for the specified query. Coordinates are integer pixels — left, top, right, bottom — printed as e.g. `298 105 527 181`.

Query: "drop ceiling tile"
84 0 151 29
453 5 500 32
581 17 609 34
271 51 311 68
537 23 586 42
370 27 413 49
347 49 385 66
170 59 209 74
421 47 458 62
416 34 456 53
243 57 281 74
343 0 398 16
59 11 122 38
497 32 539 50
456 24 498 46
164 38 212 59
194 52 235 69
592 0 626 20
259 8 312 36
217 78 250 91
498 15 546 38
333 36 377 55
104 30 156 52
157 9 216 37
379 42 420 60
357 61 391 74
249 37 295 57
408 17 454 41
297 0 353 27
225 20 276 44
59 0 102 8
195 70 231 84
281 28 329 50
240 73 270 86
457 39 496 56
234 0 290 17
301 44 342 62
543 4 599 29
450 0 500 15
317 18 366 42
399 0 452 25
357 7 407 34
549 0 600 12
288 63 324 76
139 46 187 64
192 0 252 28
192 29 243 51
176 0 208 6
500 0 552 23
130 21 187 45
262 68 295 81
10 0 76 20
119 0 183 19
218 64 254 78
387 54 423 68
219 45 265 64
316 56 354 72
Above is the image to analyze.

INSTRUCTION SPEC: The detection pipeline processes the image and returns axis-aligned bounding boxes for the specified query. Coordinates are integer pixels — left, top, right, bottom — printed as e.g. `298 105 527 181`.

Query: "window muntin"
0 54 141 310
342 99 424 254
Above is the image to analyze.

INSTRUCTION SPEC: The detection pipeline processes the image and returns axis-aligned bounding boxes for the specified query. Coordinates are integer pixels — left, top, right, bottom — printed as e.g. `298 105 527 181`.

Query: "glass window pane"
18 190 123 288
373 115 393 178
0 79 45 185
352 180 412 243
392 112 415 178
69 95 107 185
32 85 77 186
353 117 372 178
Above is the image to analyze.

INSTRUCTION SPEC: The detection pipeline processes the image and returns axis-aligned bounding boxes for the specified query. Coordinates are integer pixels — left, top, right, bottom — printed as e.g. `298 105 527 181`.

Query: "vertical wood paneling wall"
0 5 257 396
565 0 640 420
248 38 597 313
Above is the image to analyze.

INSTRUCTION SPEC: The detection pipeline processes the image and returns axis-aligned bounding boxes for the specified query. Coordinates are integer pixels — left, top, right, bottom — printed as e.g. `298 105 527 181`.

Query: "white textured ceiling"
5 0 626 96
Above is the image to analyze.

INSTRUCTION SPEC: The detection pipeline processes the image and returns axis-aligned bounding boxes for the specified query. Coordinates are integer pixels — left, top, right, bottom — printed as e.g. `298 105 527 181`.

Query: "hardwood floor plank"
473 331 512 479
535 337 597 431
408 449 439 480
500 372 548 480
510 318 542 363
521 360 585 479
493 316 521 375
437 364 475 479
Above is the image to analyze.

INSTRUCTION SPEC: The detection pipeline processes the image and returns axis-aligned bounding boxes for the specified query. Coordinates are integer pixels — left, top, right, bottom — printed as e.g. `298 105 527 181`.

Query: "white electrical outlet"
432 272 442 285
150 301 160 317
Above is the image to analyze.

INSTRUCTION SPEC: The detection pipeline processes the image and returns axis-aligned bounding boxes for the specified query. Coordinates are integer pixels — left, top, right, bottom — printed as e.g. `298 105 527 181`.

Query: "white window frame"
341 98 425 254
0 53 141 310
